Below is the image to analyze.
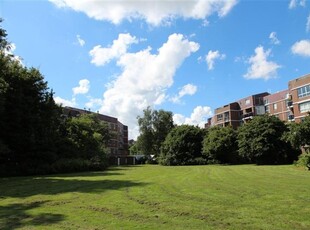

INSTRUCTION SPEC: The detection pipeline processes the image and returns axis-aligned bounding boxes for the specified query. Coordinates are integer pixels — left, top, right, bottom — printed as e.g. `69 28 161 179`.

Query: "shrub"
202 126 239 164
159 125 204 166
295 153 310 170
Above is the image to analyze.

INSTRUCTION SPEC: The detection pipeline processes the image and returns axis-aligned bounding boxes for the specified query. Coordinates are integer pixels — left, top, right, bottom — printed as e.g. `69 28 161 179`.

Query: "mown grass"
0 165 309 229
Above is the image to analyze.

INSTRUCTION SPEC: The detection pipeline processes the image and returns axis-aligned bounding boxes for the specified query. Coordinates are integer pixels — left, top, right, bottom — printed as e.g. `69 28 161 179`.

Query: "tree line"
0 20 111 176
132 107 310 168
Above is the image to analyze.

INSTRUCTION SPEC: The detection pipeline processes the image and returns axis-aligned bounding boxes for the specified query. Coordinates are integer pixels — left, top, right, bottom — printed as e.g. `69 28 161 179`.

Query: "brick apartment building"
206 73 310 128
63 107 129 157
288 74 310 123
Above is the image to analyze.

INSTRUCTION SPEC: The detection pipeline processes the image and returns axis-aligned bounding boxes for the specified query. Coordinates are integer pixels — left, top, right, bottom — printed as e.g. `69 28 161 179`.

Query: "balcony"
287 101 293 108
242 112 254 120
288 115 294 121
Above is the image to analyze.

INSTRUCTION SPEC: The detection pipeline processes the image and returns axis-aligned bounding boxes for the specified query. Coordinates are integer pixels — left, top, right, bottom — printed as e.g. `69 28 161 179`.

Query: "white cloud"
89 33 138 66
300 0 307 7
244 46 281 80
54 96 76 107
171 84 197 104
291 40 310 57
306 14 310 32
289 0 297 8
173 106 213 128
76 35 85 47
85 98 103 109
269 32 280 45
49 0 238 26
72 79 90 95
4 43 23 64
97 33 199 139
205 50 226 70
289 0 306 8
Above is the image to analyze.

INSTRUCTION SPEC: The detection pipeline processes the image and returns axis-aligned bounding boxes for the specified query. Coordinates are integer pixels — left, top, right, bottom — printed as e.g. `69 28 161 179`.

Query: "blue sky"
1 0 310 138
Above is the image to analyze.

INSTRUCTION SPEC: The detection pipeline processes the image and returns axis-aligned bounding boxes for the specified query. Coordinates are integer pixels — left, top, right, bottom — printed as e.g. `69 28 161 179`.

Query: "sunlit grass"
0 165 309 229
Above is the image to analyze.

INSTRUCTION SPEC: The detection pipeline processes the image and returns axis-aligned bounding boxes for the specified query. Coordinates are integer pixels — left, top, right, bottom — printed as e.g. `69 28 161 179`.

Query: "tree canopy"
237 115 299 164
0 20 111 175
202 126 239 164
159 125 205 165
136 107 174 156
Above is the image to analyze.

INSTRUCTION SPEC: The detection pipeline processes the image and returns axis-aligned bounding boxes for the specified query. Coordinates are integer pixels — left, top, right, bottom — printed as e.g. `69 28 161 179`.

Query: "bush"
295 153 310 170
202 126 239 164
237 115 297 165
159 125 204 166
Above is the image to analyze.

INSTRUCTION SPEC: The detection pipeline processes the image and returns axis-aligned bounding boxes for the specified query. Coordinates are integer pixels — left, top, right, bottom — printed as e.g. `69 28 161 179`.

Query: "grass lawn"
0 165 309 229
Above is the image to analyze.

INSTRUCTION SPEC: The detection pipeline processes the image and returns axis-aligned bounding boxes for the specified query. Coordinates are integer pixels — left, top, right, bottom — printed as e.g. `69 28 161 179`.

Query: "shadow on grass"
0 177 149 198
0 201 64 230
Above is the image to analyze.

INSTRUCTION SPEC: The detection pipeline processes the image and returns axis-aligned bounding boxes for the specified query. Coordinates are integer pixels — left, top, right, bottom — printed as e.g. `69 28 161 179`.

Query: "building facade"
206 73 310 129
288 74 310 123
63 107 129 156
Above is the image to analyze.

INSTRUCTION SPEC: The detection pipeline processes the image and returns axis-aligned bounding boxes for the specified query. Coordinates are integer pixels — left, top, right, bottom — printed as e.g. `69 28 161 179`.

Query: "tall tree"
159 125 204 166
137 107 155 155
137 107 174 156
284 114 310 151
237 115 298 164
0 19 63 175
202 126 239 164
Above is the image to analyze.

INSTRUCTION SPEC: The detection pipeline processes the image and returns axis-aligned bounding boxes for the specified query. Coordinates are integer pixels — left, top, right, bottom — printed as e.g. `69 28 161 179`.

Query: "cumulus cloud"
205 50 226 70
269 32 280 45
54 96 76 107
244 46 281 80
85 98 103 109
291 39 310 57
76 35 85 47
89 33 138 66
72 79 90 95
97 33 199 138
49 0 238 26
173 106 213 127
289 0 306 8
171 84 198 104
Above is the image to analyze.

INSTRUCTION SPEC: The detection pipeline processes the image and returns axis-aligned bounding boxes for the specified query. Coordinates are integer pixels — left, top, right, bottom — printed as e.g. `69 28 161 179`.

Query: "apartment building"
206 73 310 129
263 89 292 122
63 107 129 156
207 92 268 128
288 73 310 122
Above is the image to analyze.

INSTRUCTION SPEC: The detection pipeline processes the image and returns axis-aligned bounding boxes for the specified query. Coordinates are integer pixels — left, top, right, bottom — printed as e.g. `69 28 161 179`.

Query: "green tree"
159 125 204 166
137 107 154 155
202 126 239 164
137 107 174 157
285 114 310 150
63 113 111 169
0 19 65 175
237 115 298 165
0 18 10 51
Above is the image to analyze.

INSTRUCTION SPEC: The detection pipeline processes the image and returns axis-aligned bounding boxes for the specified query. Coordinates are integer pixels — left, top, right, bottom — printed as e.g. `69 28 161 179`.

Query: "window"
264 99 269 105
245 99 250 105
273 103 277 110
299 101 310 113
265 105 270 113
217 114 223 121
224 112 229 121
297 85 310 98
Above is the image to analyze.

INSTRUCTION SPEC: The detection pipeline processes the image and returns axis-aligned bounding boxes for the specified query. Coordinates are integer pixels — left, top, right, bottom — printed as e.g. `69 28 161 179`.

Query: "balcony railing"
287 101 293 108
288 115 294 121
242 112 254 120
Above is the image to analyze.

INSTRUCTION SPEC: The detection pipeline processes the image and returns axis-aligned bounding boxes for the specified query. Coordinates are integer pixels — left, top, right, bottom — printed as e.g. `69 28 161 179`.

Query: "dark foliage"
202 126 240 164
0 20 110 176
159 125 205 165
237 115 299 165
